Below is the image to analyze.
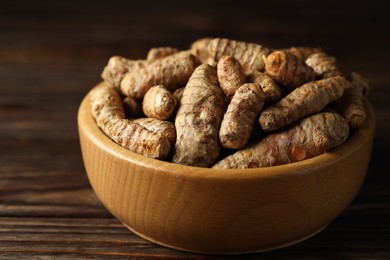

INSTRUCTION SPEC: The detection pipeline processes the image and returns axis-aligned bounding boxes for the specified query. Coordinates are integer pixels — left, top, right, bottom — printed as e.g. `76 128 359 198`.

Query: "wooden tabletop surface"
1 1 389 259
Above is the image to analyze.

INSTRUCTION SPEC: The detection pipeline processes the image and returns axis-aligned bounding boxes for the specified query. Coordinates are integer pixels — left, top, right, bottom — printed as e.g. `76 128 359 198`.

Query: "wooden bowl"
78 82 375 254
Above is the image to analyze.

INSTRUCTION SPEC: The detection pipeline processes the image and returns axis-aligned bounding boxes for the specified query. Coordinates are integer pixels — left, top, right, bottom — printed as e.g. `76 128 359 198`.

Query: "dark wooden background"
1 0 389 258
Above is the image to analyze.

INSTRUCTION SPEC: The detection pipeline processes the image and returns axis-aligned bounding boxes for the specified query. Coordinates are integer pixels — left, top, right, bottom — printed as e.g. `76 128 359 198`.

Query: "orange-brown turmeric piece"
213 112 349 169
282 46 321 61
335 72 370 129
217 55 246 100
219 83 265 149
259 76 349 131
349 71 370 96
101 56 149 89
172 87 185 103
173 64 226 167
190 37 214 65
192 37 270 74
147 46 180 61
120 51 199 100
142 85 177 120
305 51 342 79
133 117 176 146
264 50 316 91
90 84 171 160
246 72 284 105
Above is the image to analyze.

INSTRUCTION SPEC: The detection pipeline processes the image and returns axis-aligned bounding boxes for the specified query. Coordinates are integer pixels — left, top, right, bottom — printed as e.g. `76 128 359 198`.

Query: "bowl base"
122 222 327 255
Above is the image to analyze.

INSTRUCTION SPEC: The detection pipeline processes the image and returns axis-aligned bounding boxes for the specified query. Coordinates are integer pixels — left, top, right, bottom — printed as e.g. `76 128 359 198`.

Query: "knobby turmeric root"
217 55 246 100
173 64 226 167
349 71 370 97
219 83 265 149
305 51 342 79
101 56 149 89
172 87 185 103
264 50 316 91
213 112 349 169
142 85 177 120
120 51 199 100
335 72 370 129
90 83 125 120
90 84 171 160
282 46 321 61
246 71 284 105
190 37 214 65
132 117 176 146
259 76 349 131
147 46 180 61
191 37 270 74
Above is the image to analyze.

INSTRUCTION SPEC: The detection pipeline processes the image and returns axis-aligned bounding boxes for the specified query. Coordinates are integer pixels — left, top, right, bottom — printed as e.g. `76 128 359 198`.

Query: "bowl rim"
78 82 376 181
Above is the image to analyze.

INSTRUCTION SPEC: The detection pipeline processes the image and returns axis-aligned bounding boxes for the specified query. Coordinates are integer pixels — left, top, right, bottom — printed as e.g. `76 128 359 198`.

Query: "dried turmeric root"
132 118 176 146
259 76 349 131
172 87 185 103
191 37 270 74
219 83 265 149
190 37 214 65
281 46 321 61
94 38 372 168
246 72 284 105
173 64 226 167
101 56 149 89
217 55 246 100
142 85 177 120
147 46 180 61
264 50 316 91
120 51 199 100
90 83 126 120
90 84 171 160
305 51 342 79
213 112 349 169
335 72 370 129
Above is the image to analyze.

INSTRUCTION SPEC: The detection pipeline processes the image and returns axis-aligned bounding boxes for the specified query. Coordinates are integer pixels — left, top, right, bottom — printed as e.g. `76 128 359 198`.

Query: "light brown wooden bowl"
78 82 375 254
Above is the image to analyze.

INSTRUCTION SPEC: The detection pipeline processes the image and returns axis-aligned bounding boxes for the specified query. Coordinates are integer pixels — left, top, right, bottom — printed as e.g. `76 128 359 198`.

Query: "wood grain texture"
1 0 389 258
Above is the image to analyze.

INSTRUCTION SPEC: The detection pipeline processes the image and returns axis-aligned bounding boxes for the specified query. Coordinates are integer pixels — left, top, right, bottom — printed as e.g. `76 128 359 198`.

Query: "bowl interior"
78 82 375 179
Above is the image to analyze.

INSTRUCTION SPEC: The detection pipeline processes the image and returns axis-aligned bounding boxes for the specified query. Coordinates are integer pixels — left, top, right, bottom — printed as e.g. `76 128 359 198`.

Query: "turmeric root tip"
90 83 171 160
213 112 349 169
173 64 226 167
259 76 349 131
219 83 265 149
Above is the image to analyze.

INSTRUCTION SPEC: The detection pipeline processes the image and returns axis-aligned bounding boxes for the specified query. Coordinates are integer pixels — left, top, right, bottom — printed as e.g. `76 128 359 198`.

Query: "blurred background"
2 0 388 87
1 0 389 258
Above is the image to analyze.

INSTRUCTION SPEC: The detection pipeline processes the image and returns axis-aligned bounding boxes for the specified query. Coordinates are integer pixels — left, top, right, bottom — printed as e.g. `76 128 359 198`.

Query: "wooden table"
1 1 389 258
